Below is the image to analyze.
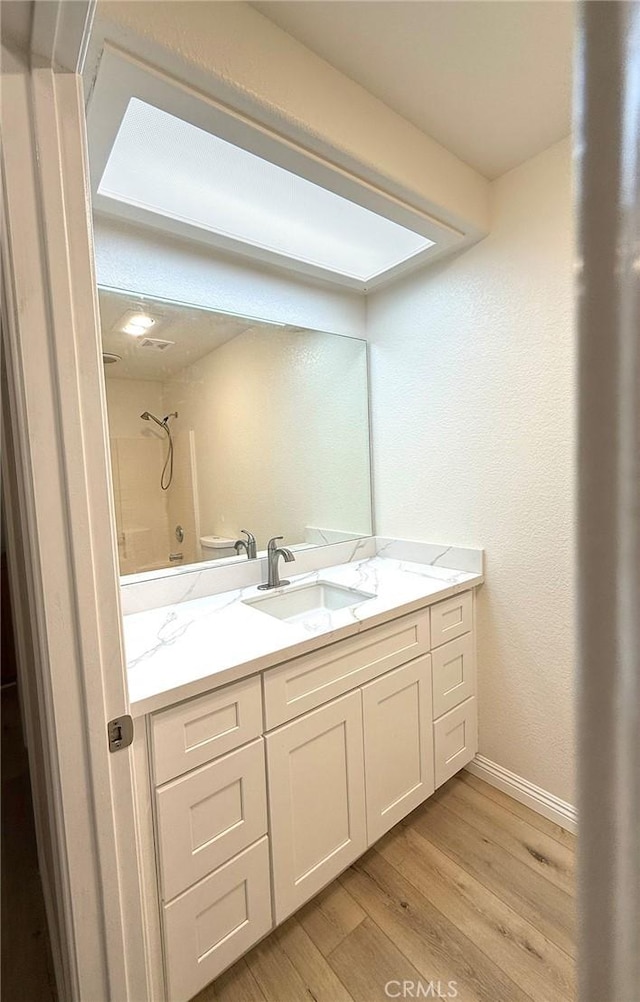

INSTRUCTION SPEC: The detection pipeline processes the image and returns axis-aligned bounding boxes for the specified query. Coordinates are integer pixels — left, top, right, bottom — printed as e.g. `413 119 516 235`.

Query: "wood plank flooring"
1 700 576 1002
196 772 576 1002
1 685 58 1002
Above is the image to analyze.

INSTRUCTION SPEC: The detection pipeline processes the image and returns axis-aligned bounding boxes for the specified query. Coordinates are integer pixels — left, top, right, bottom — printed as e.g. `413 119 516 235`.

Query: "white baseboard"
465 755 578 835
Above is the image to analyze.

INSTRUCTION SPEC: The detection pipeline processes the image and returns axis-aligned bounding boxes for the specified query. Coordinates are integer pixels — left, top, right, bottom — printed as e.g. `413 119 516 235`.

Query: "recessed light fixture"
98 98 435 285
119 310 157 337
128 314 155 329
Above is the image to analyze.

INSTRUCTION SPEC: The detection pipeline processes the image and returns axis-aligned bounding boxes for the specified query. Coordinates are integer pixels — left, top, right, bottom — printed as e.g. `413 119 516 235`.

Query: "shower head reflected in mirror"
140 410 178 428
140 411 178 488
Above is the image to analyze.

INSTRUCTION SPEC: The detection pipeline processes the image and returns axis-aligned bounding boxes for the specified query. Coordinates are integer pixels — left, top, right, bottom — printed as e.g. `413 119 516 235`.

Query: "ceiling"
99 288 267 380
252 1 574 180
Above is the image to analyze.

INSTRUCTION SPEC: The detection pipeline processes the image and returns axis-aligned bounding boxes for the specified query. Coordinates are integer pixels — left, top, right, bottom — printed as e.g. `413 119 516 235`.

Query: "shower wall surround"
106 378 198 573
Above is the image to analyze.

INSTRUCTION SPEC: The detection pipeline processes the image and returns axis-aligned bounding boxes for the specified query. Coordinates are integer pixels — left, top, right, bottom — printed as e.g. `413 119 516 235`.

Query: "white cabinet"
363 656 435 844
434 696 478 787
430 597 477 788
163 838 272 1002
431 633 476 718
151 675 263 784
263 610 430 728
140 588 478 999
266 690 366 923
266 652 440 920
430 591 472 648
149 678 272 1002
155 739 268 902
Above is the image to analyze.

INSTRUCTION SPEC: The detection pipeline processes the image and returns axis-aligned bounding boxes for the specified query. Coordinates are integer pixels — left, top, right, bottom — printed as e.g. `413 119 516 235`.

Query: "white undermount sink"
243 580 375 624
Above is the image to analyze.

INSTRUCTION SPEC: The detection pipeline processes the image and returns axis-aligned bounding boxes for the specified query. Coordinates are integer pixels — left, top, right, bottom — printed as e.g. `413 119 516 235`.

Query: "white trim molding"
465 756 577 835
1 41 150 1002
31 0 95 72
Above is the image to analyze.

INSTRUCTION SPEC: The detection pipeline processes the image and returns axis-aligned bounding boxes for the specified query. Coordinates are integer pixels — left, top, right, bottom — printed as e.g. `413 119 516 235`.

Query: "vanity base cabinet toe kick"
140 589 478 1001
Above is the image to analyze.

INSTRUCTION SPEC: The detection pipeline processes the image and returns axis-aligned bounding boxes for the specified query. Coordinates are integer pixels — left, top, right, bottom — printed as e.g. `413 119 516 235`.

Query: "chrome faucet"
258 536 295 590
234 529 257 560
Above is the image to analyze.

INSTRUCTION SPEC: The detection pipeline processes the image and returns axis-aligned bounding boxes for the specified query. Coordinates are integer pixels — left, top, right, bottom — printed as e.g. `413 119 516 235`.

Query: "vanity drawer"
155 739 267 902
163 836 272 1002
151 676 263 785
263 611 430 728
434 696 478 787
432 633 476 718
430 591 472 648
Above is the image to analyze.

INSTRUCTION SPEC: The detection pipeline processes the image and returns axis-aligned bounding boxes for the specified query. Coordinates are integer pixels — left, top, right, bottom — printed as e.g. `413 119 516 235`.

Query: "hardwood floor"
1 686 58 1002
196 773 576 1002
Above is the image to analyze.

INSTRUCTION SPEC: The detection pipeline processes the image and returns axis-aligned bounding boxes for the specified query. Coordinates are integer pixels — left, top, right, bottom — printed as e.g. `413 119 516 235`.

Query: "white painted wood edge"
465 755 577 835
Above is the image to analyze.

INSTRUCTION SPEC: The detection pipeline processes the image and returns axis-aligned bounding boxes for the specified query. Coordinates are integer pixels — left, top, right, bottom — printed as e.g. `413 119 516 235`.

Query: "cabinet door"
266 690 366 923
363 656 435 844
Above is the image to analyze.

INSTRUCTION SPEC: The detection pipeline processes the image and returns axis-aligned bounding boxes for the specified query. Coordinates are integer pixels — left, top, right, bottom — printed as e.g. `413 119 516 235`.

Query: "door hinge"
108 715 134 752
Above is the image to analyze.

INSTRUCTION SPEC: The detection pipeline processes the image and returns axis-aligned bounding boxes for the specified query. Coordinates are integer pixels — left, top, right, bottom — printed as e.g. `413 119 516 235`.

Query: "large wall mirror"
99 287 373 577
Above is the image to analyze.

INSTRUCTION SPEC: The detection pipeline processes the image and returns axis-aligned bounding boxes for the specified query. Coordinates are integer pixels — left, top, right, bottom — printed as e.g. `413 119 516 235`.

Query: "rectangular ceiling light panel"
98 98 434 283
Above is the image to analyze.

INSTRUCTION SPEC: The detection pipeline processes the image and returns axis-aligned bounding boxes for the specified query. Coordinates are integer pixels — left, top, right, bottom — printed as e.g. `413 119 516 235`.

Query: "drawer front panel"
432 633 476 718
363 656 435 844
163 837 272 1002
430 591 472 648
156 739 267 902
434 696 478 787
151 676 263 784
263 611 430 728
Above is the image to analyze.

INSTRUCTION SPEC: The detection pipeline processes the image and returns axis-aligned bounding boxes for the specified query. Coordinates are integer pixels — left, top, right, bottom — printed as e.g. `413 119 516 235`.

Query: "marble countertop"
125 554 483 716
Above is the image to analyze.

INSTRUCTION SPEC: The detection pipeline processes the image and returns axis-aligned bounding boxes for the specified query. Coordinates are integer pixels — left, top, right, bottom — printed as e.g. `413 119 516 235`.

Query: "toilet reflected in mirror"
99 287 372 577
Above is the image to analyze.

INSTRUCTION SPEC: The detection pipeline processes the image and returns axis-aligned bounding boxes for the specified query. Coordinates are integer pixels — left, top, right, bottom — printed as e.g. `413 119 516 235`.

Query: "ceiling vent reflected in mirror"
138 337 175 352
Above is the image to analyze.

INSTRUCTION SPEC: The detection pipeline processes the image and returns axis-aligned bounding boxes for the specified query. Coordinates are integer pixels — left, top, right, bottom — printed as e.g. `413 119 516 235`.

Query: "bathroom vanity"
123 540 482 1002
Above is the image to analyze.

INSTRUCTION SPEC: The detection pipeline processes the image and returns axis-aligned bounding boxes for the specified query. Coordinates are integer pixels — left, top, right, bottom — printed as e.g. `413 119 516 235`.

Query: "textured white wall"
94 218 366 338
368 138 575 803
164 326 371 549
104 375 164 438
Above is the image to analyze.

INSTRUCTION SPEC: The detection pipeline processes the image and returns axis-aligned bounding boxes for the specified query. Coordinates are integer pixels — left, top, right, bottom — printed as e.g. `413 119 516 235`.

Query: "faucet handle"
240 529 256 542
267 535 284 550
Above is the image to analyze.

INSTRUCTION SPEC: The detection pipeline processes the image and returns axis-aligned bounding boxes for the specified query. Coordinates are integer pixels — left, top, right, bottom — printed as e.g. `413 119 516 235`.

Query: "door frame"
1 4 150 998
